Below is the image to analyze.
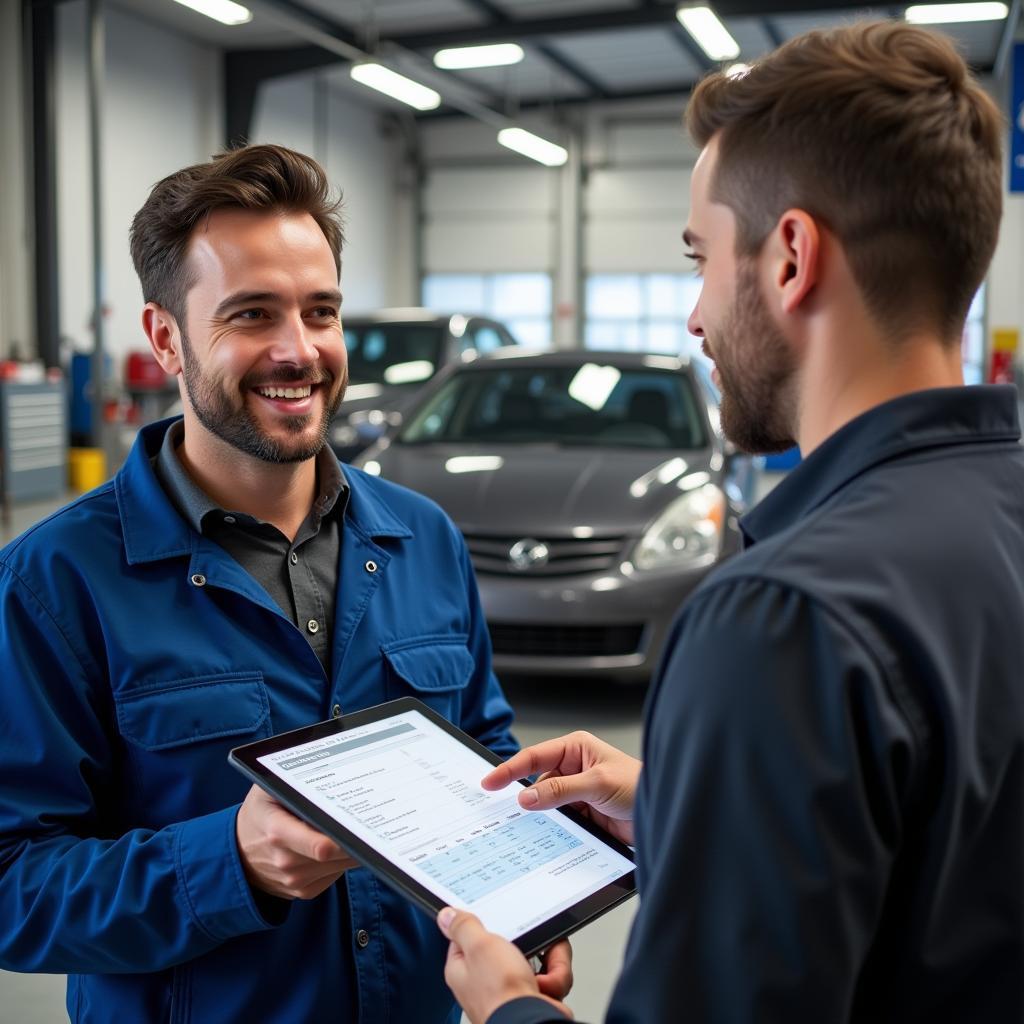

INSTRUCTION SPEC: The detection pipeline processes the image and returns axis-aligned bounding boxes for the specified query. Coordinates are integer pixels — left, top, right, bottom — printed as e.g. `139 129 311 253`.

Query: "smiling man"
435 21 1024 1024
0 145 549 1023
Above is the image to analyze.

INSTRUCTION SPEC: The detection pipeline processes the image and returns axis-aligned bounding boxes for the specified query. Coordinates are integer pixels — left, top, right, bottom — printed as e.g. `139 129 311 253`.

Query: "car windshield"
399 363 707 450
343 323 446 386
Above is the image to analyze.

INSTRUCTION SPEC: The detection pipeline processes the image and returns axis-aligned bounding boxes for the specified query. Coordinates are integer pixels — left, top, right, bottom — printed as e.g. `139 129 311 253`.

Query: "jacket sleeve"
606 576 922 1024
448 520 518 760
0 563 278 974
487 997 572 1024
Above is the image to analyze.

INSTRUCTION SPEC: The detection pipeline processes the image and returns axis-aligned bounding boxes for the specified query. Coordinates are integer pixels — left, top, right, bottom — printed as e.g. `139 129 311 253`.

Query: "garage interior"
1 0 1022 1019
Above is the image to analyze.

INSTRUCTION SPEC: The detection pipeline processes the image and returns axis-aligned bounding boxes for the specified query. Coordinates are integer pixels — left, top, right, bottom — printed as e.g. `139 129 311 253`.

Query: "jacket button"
290 552 298 565
307 619 319 634
190 574 206 587
332 704 342 719
355 928 370 949
364 560 378 573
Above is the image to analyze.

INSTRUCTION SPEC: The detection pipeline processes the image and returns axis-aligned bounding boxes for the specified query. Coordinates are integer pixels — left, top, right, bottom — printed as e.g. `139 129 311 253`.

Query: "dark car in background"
330 309 518 461
354 349 760 684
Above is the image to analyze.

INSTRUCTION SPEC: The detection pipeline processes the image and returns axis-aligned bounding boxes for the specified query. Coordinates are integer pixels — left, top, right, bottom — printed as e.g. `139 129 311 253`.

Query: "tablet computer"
228 697 636 957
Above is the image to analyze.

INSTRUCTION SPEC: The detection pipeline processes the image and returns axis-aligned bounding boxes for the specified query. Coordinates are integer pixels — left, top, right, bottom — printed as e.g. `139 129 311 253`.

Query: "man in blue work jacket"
0 144 570 1022
434 20 1024 1024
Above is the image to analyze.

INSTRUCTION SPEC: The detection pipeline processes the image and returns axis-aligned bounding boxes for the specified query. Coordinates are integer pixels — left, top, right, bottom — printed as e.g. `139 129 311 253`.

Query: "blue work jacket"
0 418 517 1023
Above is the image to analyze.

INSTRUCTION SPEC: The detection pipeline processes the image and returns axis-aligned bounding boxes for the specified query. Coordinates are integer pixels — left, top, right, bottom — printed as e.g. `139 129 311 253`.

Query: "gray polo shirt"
153 420 349 676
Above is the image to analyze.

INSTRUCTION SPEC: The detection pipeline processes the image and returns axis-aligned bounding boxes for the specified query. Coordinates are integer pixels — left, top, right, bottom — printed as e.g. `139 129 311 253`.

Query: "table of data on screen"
415 812 583 903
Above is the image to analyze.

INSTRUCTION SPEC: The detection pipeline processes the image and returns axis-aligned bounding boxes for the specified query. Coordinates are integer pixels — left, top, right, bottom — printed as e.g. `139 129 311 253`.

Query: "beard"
179 331 347 464
711 260 798 455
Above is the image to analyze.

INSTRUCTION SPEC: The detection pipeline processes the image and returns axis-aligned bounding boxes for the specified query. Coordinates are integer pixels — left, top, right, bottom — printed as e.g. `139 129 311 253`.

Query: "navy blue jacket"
0 418 517 1023
495 385 1024 1024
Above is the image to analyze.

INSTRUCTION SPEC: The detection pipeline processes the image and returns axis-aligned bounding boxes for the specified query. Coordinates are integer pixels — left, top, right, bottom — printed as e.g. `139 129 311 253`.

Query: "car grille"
462 533 628 576
489 623 644 658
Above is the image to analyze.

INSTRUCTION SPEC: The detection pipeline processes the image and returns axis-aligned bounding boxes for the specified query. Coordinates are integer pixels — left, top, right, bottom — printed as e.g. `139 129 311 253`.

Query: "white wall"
985 69 1024 373
0 0 33 361
417 103 696 279
53 5 409 371
582 108 696 273
417 102 696 347
56 1 222 368
252 74 407 313
419 114 563 275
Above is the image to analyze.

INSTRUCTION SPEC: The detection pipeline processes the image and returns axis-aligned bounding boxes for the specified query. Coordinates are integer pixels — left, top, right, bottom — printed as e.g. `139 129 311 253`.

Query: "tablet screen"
254 707 634 942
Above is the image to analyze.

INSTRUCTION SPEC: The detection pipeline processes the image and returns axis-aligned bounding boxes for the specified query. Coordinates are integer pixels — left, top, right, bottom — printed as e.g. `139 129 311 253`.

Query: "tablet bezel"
228 696 636 957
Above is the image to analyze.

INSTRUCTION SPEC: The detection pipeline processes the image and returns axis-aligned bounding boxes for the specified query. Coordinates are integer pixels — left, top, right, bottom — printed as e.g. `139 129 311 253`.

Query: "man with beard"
0 145 571 1023
432 20 1024 1024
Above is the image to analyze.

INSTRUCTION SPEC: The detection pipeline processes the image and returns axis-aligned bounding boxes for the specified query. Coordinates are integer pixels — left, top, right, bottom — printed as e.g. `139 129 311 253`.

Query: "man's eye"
236 309 266 321
310 307 339 319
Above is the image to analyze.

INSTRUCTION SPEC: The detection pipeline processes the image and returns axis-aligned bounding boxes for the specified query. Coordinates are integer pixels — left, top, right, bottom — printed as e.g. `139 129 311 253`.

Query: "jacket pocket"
381 635 474 721
116 672 270 750
114 672 271 823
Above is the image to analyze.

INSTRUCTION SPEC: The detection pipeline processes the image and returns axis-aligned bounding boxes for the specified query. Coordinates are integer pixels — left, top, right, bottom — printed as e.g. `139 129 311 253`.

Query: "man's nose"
269 313 318 365
687 295 705 339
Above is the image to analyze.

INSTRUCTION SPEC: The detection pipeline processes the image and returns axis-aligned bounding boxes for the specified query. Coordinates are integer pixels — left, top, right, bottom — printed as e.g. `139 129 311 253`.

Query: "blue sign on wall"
1011 43 1024 194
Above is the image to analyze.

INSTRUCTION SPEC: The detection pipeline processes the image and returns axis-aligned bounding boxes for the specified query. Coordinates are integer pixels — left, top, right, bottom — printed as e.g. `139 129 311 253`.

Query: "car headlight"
633 483 725 571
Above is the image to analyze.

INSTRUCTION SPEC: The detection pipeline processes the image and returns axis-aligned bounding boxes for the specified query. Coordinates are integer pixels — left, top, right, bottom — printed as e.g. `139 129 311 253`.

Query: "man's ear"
765 209 820 316
142 303 183 375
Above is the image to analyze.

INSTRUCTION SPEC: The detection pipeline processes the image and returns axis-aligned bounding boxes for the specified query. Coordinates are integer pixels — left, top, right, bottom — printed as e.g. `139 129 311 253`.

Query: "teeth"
256 385 312 399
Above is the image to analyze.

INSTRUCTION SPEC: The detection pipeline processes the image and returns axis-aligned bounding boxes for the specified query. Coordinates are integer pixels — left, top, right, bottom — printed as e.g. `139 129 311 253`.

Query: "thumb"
518 770 607 812
437 907 487 951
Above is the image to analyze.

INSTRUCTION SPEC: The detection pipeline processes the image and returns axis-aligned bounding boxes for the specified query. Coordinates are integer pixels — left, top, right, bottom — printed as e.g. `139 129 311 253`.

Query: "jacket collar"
741 384 1021 546
116 418 412 565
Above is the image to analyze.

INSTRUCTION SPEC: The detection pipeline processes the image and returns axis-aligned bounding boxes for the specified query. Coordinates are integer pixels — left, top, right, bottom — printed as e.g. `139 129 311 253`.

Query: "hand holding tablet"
229 698 636 956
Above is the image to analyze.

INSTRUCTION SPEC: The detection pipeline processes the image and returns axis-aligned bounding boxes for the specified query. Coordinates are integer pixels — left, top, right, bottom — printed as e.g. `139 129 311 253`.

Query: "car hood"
367 443 716 536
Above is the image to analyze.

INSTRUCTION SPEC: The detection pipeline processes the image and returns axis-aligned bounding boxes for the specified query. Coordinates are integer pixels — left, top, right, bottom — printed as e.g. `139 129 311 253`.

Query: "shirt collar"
153 418 349 535
119 419 410 564
740 384 1021 546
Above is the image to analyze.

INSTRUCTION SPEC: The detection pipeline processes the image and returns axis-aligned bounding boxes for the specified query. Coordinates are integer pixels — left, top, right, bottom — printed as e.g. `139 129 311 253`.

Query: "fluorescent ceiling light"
676 5 740 61
497 127 568 167
170 0 252 25
905 2 1008 22
434 43 525 69
350 64 441 111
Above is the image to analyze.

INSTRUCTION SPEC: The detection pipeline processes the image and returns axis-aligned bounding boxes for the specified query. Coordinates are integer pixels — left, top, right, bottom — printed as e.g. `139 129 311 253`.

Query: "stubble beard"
713 260 798 455
179 331 347 464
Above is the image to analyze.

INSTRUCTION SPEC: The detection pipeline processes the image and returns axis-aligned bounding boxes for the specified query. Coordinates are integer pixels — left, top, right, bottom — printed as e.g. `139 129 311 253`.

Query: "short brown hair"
130 144 344 326
686 21 1003 340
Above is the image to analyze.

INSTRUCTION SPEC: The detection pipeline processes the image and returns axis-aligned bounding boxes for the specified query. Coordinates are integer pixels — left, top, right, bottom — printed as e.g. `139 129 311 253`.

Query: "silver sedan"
355 349 758 684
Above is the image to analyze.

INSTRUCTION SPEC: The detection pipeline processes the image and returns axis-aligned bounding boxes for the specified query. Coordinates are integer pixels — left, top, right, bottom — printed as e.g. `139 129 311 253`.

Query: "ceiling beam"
995 0 1022 79
669 23 716 74
761 18 786 49
455 0 610 99
419 81 698 118
386 1 898 50
224 45 339 145
416 52 999 119
533 40 612 98
243 0 511 126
